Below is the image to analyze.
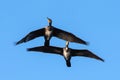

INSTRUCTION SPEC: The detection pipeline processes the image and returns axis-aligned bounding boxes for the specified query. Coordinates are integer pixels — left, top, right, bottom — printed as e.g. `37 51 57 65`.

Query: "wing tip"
83 41 89 45
27 48 32 51
15 42 19 45
78 40 89 45
13 41 18 46
84 42 89 45
99 58 105 62
15 40 25 45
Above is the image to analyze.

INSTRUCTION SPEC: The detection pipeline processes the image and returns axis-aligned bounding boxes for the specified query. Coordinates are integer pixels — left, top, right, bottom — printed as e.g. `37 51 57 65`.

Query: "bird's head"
65 41 69 51
47 17 52 26
66 41 69 47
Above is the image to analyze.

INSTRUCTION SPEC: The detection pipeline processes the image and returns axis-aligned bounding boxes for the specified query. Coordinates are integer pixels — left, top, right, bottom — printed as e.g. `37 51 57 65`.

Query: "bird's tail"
66 60 71 67
44 40 49 46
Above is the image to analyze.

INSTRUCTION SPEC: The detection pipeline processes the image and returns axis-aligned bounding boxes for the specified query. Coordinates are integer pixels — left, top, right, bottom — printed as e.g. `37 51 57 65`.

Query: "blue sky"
0 0 120 80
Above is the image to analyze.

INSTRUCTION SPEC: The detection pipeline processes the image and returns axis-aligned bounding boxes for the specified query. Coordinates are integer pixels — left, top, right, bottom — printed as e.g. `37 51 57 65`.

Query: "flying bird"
16 18 88 46
27 41 104 67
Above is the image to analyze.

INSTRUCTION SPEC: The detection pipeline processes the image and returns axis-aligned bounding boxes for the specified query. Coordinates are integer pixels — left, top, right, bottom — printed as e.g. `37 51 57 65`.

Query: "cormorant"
16 18 88 46
27 41 104 67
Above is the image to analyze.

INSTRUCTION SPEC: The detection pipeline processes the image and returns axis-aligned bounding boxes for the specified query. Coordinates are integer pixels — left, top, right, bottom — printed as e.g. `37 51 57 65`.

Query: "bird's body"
63 47 71 60
44 26 53 46
63 47 71 67
27 41 104 67
45 26 53 40
16 18 88 46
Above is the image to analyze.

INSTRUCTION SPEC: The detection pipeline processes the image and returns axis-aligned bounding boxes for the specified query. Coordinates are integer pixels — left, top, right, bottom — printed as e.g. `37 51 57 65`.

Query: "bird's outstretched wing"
53 27 88 45
16 28 45 45
71 49 104 62
27 46 63 56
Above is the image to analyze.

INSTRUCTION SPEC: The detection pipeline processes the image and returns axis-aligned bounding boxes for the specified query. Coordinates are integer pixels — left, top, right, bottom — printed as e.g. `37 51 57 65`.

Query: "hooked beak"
47 17 52 23
66 41 69 47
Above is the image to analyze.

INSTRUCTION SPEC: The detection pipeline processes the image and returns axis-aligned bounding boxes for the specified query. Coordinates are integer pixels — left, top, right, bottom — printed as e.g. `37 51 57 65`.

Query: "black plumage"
16 18 87 46
27 41 104 67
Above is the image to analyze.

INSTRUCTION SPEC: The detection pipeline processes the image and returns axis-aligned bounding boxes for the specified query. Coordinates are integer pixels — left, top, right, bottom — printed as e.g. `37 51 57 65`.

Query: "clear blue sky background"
0 0 120 80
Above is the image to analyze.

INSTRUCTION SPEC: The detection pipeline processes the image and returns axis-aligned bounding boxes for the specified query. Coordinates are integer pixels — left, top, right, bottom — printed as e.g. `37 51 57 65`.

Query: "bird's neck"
65 46 69 52
49 22 52 26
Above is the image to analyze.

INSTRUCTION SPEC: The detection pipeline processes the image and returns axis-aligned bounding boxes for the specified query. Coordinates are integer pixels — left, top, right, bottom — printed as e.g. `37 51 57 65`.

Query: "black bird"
16 18 88 46
27 41 104 67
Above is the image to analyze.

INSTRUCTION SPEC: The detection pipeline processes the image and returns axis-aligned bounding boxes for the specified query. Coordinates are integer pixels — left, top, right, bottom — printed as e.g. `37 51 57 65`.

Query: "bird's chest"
63 48 71 60
45 27 53 39
45 30 52 36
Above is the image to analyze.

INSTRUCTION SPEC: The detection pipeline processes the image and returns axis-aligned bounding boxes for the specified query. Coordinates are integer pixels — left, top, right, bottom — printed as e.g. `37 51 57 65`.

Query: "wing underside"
27 46 63 55
16 28 45 45
53 27 87 45
71 49 104 62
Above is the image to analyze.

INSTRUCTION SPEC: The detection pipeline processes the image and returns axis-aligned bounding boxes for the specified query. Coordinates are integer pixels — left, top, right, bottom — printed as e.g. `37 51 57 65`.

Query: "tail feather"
44 40 49 46
66 60 71 67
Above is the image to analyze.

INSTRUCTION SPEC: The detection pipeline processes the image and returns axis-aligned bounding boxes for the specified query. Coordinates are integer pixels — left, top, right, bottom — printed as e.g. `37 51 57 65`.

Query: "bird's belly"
45 30 52 40
63 50 71 60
